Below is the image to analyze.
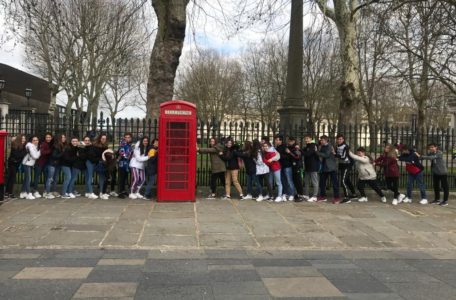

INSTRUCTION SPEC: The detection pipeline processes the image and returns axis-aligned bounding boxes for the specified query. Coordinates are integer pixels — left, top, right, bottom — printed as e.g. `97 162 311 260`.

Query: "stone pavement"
1 197 456 299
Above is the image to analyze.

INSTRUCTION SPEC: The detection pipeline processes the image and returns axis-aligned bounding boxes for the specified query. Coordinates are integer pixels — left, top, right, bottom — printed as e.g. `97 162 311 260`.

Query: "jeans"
257 174 272 197
210 172 225 194
45 165 57 193
52 165 61 192
320 171 340 198
96 171 106 195
268 170 283 197
340 164 356 197
68 168 81 194
85 161 95 194
145 174 156 198
358 179 385 198
385 177 400 199
281 167 295 196
22 165 33 193
433 174 449 202
61 166 72 195
32 164 46 192
406 172 426 199
304 171 319 197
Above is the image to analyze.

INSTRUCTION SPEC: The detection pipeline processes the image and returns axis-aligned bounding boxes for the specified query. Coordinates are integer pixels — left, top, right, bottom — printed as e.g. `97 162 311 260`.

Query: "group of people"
197 135 450 207
4 133 158 201
3 132 450 207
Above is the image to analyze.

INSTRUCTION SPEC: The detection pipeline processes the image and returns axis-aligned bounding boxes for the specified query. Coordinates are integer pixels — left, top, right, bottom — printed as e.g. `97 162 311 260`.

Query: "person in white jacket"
349 147 386 203
21 136 41 200
252 140 271 202
129 137 150 199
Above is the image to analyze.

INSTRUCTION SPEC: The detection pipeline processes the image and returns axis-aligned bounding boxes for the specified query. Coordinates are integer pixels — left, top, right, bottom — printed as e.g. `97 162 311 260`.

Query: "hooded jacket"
349 152 377 180
146 146 158 176
317 144 337 172
399 149 424 174
129 141 149 170
36 141 52 167
61 145 77 167
421 150 447 175
22 142 41 166
8 144 27 165
198 143 226 174
220 146 240 170
117 139 133 171
275 143 292 169
302 141 320 172
374 154 400 177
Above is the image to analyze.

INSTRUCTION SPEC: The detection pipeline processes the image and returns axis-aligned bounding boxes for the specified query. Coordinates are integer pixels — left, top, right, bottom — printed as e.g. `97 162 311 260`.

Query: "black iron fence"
1 112 455 190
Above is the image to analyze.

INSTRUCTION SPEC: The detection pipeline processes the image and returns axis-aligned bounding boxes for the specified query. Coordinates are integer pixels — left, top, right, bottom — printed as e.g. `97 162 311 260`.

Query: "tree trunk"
147 0 189 119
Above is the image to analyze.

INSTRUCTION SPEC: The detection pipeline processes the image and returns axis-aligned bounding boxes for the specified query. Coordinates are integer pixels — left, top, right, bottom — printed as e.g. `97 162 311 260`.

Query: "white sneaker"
392 199 398 206
358 197 368 202
398 194 406 203
19 192 27 199
100 194 109 200
282 195 288 202
302 195 310 200
85 193 91 197
109 191 119 197
274 196 283 203
288 196 295 201
129 193 138 199
307 196 317 203
33 191 42 198
53 192 61 198
381 197 387 203
45 193 55 199
135 193 144 199
88 193 98 199
243 194 253 200
403 197 412 203
256 195 264 202
263 195 270 201
420 199 428 205
68 193 76 199
26 193 35 200
61 193 71 199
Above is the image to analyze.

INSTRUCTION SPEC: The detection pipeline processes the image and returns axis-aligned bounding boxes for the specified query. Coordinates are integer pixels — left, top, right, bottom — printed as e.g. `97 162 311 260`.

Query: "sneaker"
222 195 231 200
349 195 359 201
358 197 368 202
332 198 341 204
33 191 42 198
242 194 253 200
294 196 305 202
52 192 61 198
73 191 81 197
129 193 138 199
317 196 327 202
135 193 144 199
88 193 98 199
398 194 406 203
392 199 398 206
341 198 351 204
263 195 270 201
308 196 317 203
288 196 295 201
256 195 264 202
26 193 35 200
403 197 412 203
109 191 119 197
8 194 17 199
439 201 448 207
45 193 55 199
381 197 387 203
274 196 283 203
301 195 310 200
430 199 440 204
19 192 27 199
100 194 110 200
419 199 428 205
68 193 76 199
206 194 216 199
282 195 288 202
61 193 71 199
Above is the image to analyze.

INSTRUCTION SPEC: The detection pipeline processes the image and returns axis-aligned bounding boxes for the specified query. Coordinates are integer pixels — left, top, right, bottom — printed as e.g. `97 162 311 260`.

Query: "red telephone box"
0 130 8 202
157 100 197 202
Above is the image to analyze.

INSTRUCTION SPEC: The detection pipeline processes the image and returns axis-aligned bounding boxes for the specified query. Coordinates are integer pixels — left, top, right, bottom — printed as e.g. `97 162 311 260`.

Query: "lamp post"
25 88 32 107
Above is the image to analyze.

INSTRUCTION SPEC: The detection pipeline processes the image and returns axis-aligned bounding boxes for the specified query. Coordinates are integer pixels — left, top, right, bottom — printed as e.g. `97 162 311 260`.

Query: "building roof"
0 63 51 104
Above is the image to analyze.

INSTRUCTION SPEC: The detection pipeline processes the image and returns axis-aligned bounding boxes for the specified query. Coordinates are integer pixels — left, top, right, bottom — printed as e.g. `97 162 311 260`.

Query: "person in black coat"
4 134 27 200
274 135 296 201
302 135 320 202
61 138 78 198
145 138 158 199
287 137 304 201
236 141 258 200
44 134 66 198
219 139 244 199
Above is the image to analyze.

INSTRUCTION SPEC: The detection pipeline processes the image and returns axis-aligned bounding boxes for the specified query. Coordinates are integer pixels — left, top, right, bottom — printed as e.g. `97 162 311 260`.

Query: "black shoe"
9 194 17 199
294 195 305 202
341 198 352 204
439 201 448 207
430 199 440 204
118 194 126 199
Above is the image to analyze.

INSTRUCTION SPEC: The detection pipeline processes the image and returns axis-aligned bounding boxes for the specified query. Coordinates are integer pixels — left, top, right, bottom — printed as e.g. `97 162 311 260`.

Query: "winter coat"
146 146 158 176
198 144 226 174
36 141 52 167
220 147 240 170
255 151 270 175
375 154 400 177
49 146 64 167
129 141 149 170
317 144 337 172
86 144 107 164
349 152 377 180
60 145 77 167
263 149 281 172
287 143 303 170
276 144 292 169
22 142 41 167
421 150 448 175
117 139 133 171
8 145 27 165
336 142 353 165
73 145 88 170
236 150 256 176
302 142 320 172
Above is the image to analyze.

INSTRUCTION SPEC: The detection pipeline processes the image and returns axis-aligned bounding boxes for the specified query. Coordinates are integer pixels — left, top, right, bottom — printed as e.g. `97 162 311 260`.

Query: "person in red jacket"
375 144 405 205
262 142 283 203
31 133 53 198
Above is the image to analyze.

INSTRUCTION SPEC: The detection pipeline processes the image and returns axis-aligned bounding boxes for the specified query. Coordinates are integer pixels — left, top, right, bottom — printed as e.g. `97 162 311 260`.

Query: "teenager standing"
420 143 449 206
145 138 158 200
317 135 340 204
262 142 283 202
375 144 405 205
32 133 52 198
90 134 109 199
302 135 320 203
197 138 226 199
219 139 244 199
287 137 304 201
236 141 258 200
399 146 427 204
129 137 149 199
45 134 66 199
60 137 78 198
21 136 41 200
274 135 295 201
68 137 88 197
253 139 272 202
5 134 27 200
117 133 133 198
335 135 357 203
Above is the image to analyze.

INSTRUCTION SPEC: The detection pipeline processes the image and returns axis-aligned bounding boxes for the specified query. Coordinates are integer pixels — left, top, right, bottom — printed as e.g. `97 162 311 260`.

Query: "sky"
0 1 321 118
